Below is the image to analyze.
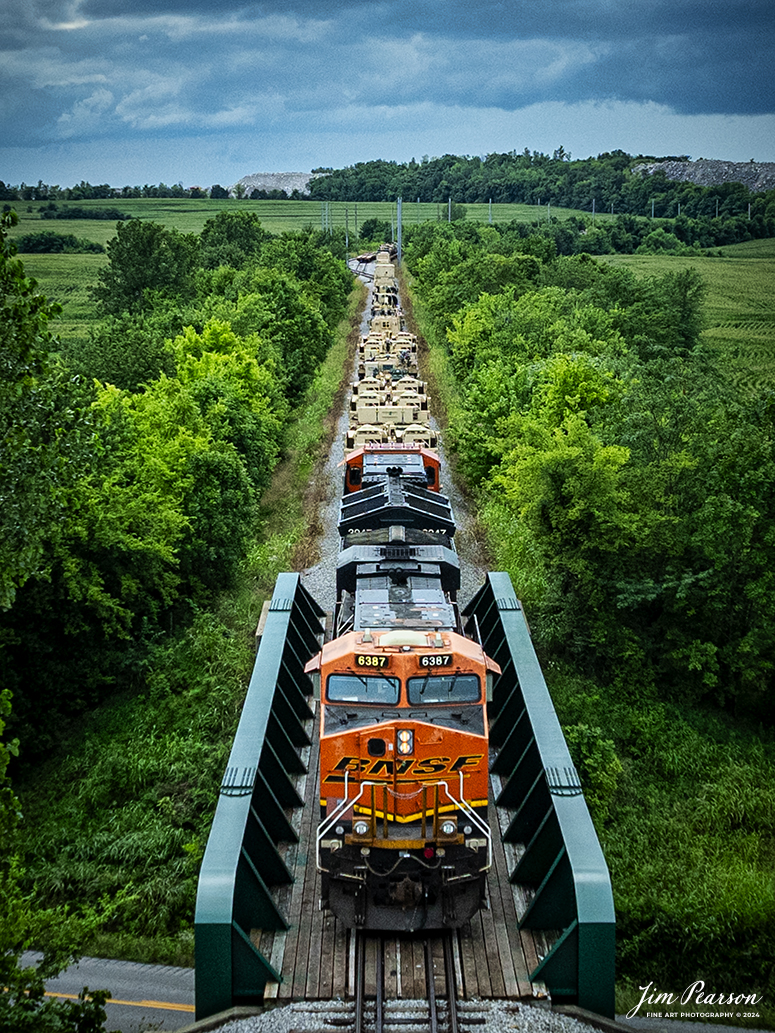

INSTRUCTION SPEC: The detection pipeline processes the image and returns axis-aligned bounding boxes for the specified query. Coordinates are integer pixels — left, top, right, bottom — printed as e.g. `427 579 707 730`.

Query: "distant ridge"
632 158 775 192
231 171 320 197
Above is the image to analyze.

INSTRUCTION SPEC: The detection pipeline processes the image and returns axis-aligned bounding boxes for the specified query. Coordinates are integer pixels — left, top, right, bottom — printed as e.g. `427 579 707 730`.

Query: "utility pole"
397 196 402 265
651 199 655 218
448 197 452 222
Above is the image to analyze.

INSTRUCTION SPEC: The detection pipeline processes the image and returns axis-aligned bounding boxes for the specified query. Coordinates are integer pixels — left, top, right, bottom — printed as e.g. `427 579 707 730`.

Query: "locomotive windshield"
327 673 400 704
407 673 480 704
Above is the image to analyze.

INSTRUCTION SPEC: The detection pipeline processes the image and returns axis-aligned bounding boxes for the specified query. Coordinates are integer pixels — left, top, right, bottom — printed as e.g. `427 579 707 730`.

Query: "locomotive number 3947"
419 654 452 667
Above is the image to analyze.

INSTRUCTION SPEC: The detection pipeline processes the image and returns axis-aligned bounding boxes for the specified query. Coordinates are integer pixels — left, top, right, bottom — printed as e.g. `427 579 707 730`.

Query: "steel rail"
424 938 439 1033
443 932 460 1033
355 931 366 1033
375 935 384 1033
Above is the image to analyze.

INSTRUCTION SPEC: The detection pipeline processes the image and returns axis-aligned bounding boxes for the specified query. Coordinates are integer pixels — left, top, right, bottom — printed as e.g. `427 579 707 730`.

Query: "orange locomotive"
305 441 500 931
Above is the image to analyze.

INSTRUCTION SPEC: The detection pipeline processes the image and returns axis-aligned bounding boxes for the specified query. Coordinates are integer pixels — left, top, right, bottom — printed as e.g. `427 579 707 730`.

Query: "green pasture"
8 197 591 242
10 198 587 346
603 239 775 394
21 252 106 345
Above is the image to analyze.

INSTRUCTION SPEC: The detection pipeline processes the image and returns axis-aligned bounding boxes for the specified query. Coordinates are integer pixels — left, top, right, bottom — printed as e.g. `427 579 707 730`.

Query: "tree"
0 214 112 1033
64 315 176 391
0 212 70 610
198 209 269 270
91 220 198 316
359 218 391 242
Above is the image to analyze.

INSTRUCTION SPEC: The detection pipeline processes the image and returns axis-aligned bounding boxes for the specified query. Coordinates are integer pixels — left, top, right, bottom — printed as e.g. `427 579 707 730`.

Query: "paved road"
22 953 195 1032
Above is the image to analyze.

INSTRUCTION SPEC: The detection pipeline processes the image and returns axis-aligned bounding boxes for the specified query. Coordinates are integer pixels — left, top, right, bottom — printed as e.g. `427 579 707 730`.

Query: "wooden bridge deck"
257 703 546 1002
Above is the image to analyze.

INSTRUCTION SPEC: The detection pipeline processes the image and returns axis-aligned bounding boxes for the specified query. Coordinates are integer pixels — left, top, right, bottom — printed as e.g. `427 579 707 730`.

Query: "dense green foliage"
16 231 104 254
2 212 351 756
90 219 199 315
309 149 773 213
40 206 133 221
0 212 117 1032
406 220 775 1007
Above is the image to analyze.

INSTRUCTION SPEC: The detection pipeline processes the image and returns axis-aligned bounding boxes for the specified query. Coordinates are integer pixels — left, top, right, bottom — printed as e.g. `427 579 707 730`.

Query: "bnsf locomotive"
304 250 500 931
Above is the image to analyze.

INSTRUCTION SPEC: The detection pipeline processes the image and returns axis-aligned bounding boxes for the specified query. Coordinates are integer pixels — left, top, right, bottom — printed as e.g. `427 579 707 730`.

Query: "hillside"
232 171 318 196
632 158 775 192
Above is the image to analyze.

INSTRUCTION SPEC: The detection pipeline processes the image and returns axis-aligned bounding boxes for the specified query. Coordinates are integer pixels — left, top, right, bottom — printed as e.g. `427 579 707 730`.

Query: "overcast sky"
2 0 774 188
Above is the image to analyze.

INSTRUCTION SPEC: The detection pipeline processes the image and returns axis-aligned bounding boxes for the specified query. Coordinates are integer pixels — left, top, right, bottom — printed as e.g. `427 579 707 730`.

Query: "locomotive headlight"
397 729 414 755
353 821 370 836
440 820 456 836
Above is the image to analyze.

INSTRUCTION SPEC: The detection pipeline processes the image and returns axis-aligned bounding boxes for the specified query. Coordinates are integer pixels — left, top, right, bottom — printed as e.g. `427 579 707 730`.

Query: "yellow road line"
45 991 195 1012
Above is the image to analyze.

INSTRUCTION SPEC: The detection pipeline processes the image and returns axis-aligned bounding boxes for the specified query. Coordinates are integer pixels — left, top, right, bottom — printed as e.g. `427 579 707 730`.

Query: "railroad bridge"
194 571 615 1022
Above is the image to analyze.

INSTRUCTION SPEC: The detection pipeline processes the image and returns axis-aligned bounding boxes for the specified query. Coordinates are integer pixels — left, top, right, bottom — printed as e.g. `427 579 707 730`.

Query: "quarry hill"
632 158 775 192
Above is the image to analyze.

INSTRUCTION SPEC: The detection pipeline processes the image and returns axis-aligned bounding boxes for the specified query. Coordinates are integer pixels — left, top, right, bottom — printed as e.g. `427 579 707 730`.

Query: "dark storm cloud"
0 0 773 180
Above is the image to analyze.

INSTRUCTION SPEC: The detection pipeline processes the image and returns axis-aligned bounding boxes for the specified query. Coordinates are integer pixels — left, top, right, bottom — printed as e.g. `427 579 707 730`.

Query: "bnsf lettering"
412 757 449 775
323 754 484 784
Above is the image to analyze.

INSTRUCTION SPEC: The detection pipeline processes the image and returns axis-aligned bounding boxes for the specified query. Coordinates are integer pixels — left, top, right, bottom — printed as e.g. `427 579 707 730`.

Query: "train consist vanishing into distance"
304 248 500 931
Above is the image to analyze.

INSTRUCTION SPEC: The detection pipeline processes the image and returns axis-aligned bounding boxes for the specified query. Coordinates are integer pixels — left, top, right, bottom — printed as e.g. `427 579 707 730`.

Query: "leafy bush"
15 231 104 254
40 205 132 220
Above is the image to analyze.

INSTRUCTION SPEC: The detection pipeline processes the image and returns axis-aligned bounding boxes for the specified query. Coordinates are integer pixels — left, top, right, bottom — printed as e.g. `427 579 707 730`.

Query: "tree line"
308 150 775 228
0 180 308 202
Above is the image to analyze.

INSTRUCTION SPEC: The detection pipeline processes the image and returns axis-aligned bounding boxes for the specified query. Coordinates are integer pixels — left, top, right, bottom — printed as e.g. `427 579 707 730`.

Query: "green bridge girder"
194 570 615 1020
194 573 324 1020
464 572 616 1018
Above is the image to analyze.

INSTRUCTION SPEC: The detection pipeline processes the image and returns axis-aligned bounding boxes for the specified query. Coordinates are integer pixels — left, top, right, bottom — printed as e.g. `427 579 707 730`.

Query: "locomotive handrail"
194 573 324 1020
316 774 492 874
463 572 616 1018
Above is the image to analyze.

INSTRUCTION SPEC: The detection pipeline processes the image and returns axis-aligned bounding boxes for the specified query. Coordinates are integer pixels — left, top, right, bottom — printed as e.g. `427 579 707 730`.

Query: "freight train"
304 248 500 932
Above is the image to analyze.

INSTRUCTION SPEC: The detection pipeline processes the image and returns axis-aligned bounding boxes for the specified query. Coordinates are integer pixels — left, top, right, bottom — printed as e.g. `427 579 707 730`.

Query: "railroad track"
287 931 494 1033
350 932 488 1033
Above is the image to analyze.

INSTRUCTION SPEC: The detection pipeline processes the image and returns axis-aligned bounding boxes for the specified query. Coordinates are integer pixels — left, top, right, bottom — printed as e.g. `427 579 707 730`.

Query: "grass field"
602 238 775 394
12 200 775 393
8 197 591 242
21 252 106 345
9 198 587 346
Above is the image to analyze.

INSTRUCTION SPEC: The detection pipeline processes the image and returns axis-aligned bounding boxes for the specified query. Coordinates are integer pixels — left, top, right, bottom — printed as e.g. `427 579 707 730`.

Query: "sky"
2 0 774 188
